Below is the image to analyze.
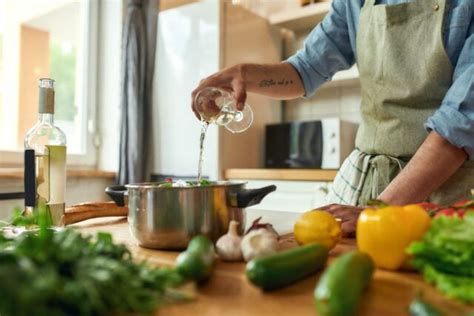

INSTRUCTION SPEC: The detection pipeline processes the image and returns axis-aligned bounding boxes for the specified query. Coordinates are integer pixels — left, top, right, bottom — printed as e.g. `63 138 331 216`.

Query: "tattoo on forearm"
259 78 294 88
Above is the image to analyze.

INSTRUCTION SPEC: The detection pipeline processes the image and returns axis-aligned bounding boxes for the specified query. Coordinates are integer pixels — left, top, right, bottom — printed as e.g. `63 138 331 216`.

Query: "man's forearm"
192 62 305 116
378 131 467 205
240 63 305 99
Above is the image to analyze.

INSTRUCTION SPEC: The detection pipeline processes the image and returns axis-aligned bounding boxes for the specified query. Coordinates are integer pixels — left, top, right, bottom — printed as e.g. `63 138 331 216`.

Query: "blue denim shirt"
287 0 474 159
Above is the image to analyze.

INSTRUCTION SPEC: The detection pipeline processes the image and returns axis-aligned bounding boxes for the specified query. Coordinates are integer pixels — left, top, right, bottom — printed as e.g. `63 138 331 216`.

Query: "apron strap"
370 155 404 198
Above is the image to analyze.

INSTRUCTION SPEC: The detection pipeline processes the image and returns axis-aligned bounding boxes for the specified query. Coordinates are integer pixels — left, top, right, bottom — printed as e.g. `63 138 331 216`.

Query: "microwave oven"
265 118 358 169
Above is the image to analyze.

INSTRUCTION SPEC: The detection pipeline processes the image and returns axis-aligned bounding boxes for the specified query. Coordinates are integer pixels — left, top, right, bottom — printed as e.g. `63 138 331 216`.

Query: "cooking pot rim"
125 180 247 190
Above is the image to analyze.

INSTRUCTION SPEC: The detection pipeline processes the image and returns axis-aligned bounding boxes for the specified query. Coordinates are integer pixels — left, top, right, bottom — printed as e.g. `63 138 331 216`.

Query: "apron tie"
369 155 404 198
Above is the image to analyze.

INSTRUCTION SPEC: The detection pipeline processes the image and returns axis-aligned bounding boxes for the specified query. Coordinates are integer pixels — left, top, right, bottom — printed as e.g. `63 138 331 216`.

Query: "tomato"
452 199 474 209
434 207 467 219
416 202 440 212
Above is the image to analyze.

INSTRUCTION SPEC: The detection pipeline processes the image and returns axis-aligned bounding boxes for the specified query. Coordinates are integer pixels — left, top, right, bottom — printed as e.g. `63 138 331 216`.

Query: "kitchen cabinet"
225 169 337 213
230 179 330 213
268 1 331 32
267 0 360 90
151 0 282 181
226 168 336 213
225 168 337 181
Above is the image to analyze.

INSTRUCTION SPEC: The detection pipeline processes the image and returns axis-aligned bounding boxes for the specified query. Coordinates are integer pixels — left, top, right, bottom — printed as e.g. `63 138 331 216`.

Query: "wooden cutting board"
72 217 474 316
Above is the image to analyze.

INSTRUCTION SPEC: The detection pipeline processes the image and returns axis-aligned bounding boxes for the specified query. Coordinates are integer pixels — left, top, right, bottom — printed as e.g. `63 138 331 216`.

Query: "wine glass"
194 87 253 133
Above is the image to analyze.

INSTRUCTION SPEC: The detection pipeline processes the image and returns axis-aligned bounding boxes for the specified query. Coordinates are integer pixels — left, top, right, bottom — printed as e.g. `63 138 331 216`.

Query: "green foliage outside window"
49 40 78 121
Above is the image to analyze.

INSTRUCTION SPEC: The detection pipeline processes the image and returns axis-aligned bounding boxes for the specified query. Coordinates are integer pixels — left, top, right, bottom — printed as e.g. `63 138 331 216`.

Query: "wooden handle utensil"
64 201 128 225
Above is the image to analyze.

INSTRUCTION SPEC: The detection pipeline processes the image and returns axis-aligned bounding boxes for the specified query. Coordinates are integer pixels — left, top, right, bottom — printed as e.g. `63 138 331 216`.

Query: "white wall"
285 85 362 124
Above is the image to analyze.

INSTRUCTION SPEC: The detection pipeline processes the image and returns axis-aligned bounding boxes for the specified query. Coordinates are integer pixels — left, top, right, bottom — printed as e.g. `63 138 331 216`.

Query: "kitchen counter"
73 210 471 316
225 168 338 181
0 168 116 180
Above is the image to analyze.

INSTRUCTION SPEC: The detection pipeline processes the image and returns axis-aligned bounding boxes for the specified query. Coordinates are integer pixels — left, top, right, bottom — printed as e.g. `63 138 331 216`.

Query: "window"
0 0 98 166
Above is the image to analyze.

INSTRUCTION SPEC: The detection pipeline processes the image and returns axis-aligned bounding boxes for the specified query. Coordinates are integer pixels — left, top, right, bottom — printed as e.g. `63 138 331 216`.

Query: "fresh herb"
0 207 189 316
198 179 211 187
159 182 173 188
407 211 474 303
366 199 389 208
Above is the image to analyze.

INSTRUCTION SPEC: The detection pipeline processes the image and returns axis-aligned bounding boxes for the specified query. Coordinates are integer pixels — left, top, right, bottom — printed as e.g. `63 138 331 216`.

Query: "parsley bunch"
0 209 184 316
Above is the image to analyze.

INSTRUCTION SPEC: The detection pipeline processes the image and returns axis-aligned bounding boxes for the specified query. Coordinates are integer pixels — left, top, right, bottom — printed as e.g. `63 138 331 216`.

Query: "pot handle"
234 185 277 208
105 185 127 207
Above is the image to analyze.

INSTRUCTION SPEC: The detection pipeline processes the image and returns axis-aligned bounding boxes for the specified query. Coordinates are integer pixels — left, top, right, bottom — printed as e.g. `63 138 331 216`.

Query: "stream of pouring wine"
197 121 209 183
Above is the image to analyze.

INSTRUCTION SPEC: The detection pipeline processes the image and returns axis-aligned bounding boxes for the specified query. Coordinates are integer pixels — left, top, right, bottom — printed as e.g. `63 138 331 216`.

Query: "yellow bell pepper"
356 204 431 270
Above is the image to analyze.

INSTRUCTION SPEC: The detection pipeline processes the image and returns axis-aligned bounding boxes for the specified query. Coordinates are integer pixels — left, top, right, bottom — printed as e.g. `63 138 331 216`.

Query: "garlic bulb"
216 221 243 261
241 228 279 262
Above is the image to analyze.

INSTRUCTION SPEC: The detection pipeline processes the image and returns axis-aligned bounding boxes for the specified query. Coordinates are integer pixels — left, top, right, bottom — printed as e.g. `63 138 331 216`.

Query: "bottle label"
47 145 66 204
35 145 66 226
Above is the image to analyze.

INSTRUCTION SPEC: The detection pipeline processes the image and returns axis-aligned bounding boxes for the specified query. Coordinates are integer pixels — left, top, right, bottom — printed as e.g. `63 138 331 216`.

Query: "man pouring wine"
191 0 474 236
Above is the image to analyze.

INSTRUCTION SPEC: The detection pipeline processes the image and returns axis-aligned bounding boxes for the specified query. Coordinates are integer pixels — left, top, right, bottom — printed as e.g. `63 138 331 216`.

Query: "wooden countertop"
225 168 338 181
0 168 116 180
72 210 472 316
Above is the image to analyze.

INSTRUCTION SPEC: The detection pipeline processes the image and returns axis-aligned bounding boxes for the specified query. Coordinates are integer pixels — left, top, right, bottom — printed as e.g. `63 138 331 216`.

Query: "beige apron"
327 0 474 206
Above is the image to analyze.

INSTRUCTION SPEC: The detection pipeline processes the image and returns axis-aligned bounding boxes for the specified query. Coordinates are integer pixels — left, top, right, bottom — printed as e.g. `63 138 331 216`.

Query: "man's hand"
318 204 365 238
192 65 247 120
191 63 305 120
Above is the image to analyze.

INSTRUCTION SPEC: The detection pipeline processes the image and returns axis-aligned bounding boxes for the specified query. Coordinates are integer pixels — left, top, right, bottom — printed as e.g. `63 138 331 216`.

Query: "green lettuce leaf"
407 211 474 303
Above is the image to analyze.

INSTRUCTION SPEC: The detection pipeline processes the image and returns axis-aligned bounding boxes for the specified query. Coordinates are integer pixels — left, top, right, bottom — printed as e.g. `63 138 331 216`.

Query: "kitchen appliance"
265 118 358 169
105 182 276 250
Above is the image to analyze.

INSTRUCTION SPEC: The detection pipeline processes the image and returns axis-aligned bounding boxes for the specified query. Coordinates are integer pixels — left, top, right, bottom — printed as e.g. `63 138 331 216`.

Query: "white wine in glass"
195 87 253 133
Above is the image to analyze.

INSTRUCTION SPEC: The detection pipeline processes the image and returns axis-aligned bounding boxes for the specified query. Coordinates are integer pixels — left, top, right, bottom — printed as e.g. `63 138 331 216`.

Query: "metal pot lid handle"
105 185 128 207
231 185 277 208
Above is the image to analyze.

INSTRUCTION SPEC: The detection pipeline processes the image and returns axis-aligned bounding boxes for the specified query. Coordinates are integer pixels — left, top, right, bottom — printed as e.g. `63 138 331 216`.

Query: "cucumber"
246 243 328 291
187 235 214 254
314 251 374 316
175 235 215 283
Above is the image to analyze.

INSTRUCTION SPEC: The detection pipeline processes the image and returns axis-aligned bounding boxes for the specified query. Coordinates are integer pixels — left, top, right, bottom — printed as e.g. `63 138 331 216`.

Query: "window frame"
0 0 100 168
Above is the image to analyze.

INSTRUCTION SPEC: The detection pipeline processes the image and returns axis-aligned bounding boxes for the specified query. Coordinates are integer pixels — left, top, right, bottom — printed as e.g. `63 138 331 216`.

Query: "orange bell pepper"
356 204 431 270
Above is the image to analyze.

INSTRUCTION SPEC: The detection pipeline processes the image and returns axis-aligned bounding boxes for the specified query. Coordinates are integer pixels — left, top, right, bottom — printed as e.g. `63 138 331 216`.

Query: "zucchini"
175 235 215 283
246 243 328 291
314 251 374 316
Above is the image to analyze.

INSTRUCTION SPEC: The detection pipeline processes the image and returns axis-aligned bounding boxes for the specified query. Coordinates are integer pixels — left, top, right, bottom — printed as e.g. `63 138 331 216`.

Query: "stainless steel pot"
105 182 276 250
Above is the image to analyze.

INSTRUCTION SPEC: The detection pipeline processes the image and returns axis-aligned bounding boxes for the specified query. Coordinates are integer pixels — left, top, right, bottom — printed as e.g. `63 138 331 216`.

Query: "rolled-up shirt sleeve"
286 0 356 97
425 20 474 159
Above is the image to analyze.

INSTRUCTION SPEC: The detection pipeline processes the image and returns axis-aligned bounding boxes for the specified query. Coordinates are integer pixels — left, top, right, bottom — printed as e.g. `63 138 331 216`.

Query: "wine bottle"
24 78 67 226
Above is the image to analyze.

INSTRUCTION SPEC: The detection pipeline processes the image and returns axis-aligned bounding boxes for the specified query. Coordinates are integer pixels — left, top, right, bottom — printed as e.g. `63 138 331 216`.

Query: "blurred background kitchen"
0 0 362 219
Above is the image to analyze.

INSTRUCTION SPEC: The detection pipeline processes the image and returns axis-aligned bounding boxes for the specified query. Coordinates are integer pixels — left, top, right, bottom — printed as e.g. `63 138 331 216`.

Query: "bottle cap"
38 78 55 114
